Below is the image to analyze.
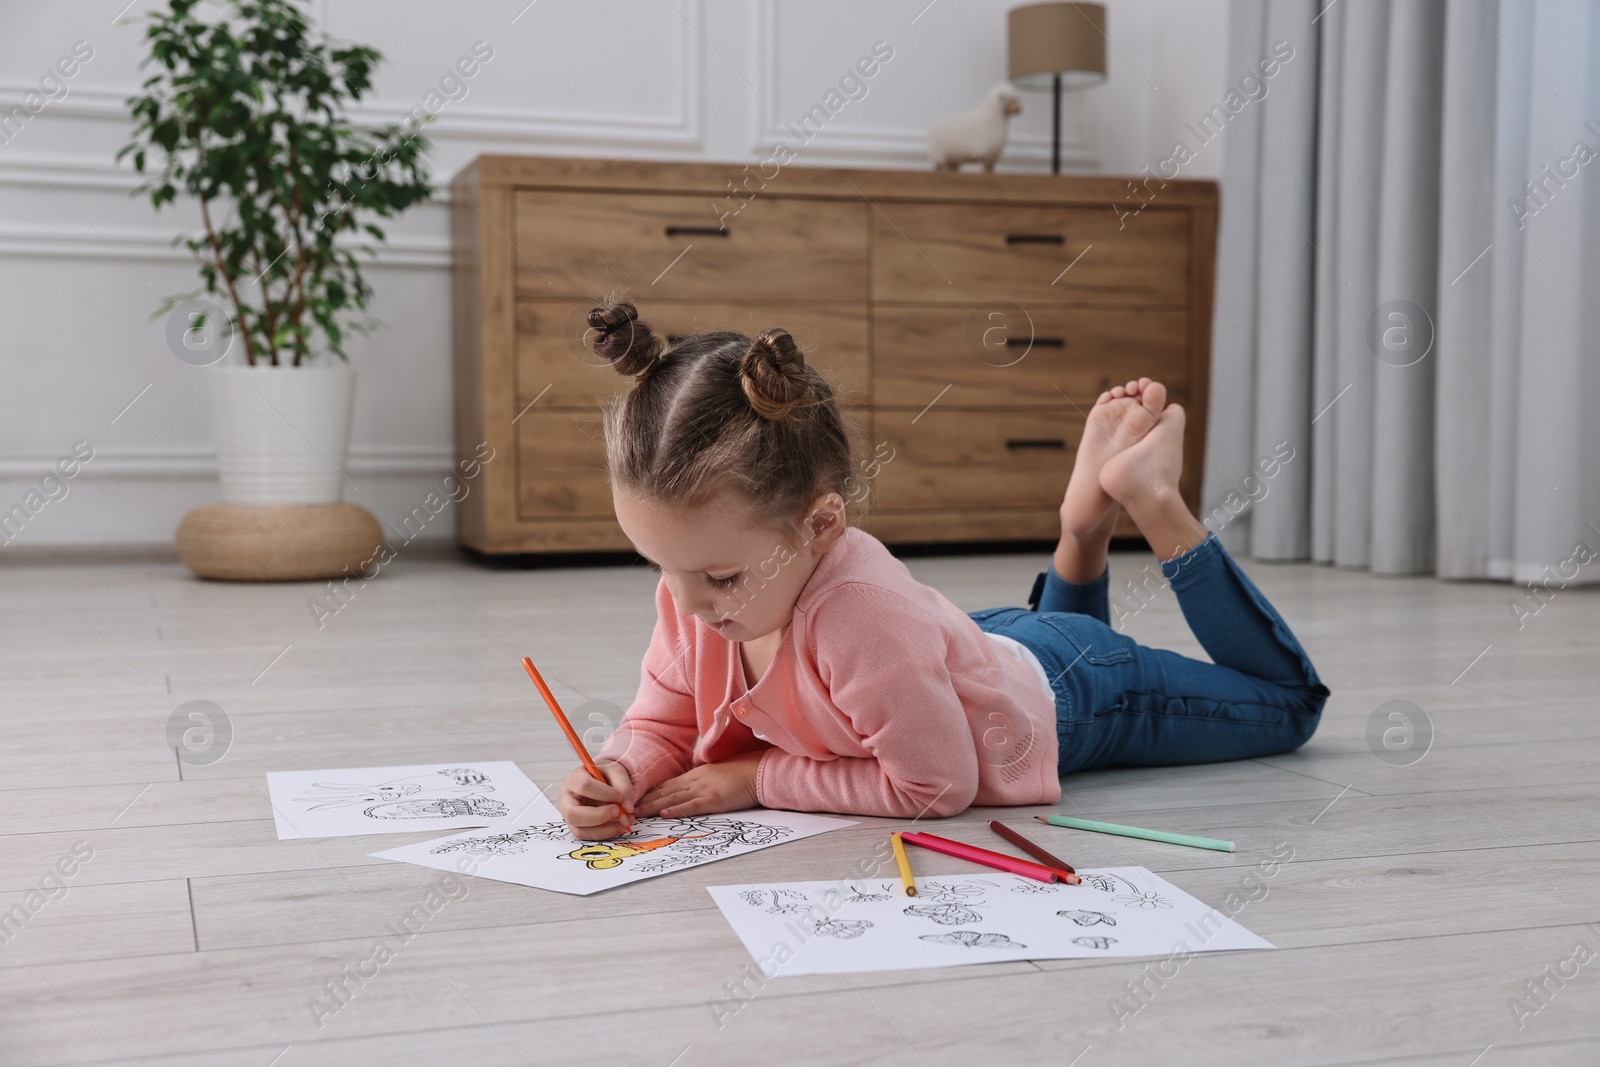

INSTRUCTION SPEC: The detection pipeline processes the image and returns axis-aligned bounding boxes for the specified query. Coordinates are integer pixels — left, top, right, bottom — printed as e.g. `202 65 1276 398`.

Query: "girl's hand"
558 760 636 840
635 750 764 819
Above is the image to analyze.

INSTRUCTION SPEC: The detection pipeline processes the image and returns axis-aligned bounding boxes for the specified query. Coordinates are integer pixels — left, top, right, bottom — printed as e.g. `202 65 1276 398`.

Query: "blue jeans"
969 534 1329 777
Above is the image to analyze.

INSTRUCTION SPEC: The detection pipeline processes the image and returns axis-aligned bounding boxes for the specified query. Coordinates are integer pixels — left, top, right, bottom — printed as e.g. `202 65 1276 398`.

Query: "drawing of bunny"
296 768 498 812
364 795 508 820
295 781 425 810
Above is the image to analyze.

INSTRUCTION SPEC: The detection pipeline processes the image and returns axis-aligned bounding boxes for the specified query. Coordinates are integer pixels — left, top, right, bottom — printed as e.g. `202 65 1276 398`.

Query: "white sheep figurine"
929 83 1022 172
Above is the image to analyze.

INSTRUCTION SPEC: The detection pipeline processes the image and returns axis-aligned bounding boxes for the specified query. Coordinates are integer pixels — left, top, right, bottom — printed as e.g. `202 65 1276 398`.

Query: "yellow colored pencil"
891 832 917 896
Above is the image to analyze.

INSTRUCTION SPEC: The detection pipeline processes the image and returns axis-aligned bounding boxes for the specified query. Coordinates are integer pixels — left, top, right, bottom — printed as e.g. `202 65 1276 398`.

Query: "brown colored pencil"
988 820 1080 882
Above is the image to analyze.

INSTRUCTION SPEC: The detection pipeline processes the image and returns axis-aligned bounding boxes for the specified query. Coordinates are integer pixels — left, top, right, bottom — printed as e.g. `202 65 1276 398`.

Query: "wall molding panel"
0 445 455 481
0 222 451 269
0 8 704 151
747 0 1098 170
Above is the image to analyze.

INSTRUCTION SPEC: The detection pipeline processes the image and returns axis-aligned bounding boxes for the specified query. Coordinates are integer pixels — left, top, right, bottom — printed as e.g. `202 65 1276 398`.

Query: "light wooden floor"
3 546 1598 1066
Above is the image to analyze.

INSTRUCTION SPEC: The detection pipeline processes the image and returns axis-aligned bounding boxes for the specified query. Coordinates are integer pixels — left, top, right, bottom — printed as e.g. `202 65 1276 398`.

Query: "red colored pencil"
899 831 1063 884
521 656 632 829
987 820 1080 882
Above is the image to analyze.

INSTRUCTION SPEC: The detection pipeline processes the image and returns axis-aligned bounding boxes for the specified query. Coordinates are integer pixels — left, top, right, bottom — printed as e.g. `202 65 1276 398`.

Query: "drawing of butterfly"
1058 909 1117 926
1072 935 1117 950
805 917 873 939
842 883 897 903
1115 891 1173 910
917 879 996 904
919 931 1026 949
904 903 985 925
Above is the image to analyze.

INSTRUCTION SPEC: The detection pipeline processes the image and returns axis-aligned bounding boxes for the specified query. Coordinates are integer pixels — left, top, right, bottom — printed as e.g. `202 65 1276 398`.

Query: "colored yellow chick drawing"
561 834 709 870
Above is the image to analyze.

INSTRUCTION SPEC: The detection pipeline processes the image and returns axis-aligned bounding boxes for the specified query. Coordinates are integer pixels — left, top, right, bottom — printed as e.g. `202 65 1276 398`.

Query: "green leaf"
121 0 433 367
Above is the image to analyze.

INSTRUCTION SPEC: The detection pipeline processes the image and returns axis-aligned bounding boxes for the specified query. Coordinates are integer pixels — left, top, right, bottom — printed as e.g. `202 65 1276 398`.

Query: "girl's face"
613 488 845 642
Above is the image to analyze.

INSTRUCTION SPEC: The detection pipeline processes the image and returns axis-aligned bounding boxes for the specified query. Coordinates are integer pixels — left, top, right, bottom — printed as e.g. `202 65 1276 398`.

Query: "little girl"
557 302 1328 838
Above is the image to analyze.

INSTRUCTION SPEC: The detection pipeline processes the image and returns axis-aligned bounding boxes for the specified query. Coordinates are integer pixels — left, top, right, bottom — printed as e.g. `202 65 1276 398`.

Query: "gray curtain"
1206 0 1600 582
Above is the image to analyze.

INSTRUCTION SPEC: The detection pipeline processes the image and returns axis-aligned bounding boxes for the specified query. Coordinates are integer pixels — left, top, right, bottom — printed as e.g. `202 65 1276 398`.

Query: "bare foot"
1062 378 1165 535
1054 378 1165 581
1100 392 1181 509
1100 395 1209 561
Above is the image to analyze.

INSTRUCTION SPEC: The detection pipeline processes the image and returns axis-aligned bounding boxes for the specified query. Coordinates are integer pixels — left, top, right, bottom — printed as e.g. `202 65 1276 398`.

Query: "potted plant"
121 0 433 578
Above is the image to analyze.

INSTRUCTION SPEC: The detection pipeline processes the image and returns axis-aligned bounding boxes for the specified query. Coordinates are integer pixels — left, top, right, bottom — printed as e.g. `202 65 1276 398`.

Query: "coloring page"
707 867 1274 976
265 762 549 840
370 808 856 895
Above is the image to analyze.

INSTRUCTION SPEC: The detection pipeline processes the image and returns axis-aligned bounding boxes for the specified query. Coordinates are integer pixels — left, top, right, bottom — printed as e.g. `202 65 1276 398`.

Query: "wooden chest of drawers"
451 155 1217 554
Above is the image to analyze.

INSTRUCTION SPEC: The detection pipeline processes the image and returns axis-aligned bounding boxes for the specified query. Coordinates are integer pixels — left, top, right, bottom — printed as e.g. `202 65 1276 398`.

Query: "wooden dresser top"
458 154 1219 208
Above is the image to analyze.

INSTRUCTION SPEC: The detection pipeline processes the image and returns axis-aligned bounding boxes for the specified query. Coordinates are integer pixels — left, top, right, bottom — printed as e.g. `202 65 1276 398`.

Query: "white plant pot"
209 363 356 505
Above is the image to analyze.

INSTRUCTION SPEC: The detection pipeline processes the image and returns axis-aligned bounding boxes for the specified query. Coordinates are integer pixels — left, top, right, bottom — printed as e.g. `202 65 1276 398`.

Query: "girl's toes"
1109 385 1126 399
1125 379 1139 395
1096 390 1113 405
1141 380 1167 414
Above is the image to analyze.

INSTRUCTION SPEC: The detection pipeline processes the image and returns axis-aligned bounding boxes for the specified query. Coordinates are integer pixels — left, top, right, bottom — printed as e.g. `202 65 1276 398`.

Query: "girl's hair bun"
739 328 811 421
588 301 662 377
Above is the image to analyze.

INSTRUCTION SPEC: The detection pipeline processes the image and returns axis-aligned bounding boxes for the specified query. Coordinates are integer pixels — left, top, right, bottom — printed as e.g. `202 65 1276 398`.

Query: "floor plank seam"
17 916 1599 988
1246 757 1377 794
1324 1032 1600 1067
184 878 198 953
4 772 1551 839
8 835 1599 898
31 952 1600 1066
7 909 1591 973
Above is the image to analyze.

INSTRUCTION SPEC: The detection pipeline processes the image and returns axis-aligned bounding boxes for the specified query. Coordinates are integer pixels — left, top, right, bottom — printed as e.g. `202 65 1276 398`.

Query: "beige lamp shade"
1008 2 1108 89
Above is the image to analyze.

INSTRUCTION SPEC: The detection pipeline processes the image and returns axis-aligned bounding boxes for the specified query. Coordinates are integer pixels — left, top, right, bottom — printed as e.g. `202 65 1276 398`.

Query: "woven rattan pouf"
176 503 385 581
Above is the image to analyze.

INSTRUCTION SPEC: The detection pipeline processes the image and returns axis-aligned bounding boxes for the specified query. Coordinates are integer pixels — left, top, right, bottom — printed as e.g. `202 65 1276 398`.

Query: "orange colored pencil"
521 656 632 829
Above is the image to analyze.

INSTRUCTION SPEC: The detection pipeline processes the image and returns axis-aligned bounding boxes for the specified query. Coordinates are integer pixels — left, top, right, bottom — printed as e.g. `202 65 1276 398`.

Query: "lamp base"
1052 72 1062 175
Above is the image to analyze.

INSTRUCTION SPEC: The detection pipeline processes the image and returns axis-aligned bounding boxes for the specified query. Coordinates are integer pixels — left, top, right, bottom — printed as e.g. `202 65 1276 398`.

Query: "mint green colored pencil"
1036 814 1234 853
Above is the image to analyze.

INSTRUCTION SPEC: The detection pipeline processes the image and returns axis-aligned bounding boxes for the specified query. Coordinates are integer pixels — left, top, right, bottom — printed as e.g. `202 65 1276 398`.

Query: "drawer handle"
1005 438 1067 450
664 226 729 237
1005 234 1064 245
1005 337 1064 348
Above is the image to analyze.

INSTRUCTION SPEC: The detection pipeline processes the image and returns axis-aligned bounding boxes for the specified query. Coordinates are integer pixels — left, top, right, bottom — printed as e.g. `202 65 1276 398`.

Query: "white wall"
0 0 1227 548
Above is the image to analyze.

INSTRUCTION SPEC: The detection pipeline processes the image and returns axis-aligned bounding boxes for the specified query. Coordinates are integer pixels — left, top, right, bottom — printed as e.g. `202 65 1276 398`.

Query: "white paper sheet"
370 809 857 896
707 866 1274 976
264 762 548 840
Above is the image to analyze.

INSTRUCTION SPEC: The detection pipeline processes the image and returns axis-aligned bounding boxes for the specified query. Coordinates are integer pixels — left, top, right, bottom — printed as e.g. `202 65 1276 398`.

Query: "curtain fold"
1250 0 1322 560
1207 0 1600 583
1371 0 1445 574
1328 0 1388 570
1435 0 1500 578
1486 2 1534 580
1205 0 1269 558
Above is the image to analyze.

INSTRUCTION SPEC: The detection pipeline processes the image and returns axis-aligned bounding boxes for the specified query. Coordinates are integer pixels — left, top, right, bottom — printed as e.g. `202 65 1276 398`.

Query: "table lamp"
1007 2 1108 173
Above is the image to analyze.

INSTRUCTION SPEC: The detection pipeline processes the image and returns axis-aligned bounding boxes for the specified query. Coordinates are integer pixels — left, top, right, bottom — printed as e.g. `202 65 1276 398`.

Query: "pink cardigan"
598 527 1061 818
